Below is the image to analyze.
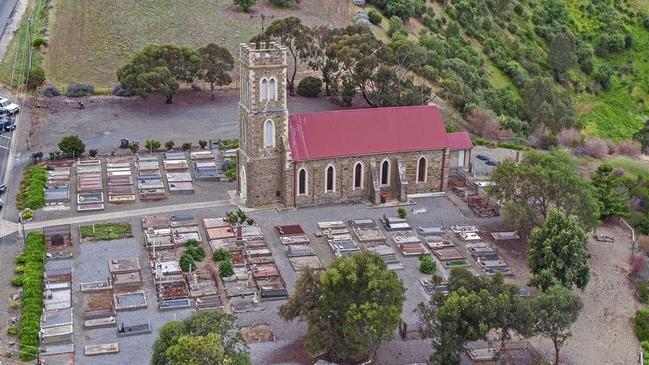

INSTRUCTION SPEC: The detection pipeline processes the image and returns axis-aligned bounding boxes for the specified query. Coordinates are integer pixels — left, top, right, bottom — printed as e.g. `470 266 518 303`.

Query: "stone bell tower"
237 42 288 207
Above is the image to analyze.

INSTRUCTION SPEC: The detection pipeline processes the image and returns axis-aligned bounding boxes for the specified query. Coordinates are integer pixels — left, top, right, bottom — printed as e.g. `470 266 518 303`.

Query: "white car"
0 98 19 115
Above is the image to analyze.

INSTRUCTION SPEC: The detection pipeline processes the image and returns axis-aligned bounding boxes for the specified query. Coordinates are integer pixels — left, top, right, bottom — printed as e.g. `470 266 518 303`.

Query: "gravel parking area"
30 90 348 153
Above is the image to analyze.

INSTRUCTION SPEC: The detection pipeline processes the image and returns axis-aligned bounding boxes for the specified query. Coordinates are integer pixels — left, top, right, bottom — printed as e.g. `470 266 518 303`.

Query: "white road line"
0 135 12 140
0 145 9 150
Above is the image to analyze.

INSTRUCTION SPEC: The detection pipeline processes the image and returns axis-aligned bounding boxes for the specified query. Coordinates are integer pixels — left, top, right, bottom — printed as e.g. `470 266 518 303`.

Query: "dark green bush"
219 259 234 278
269 0 295 7
419 254 437 274
7 326 18 336
368 9 382 25
42 85 60 97
638 280 649 303
635 307 649 342
180 254 196 272
32 37 48 48
11 276 24 287
66 83 94 97
185 241 206 262
213 248 231 262
18 232 44 361
297 76 323 97
26 67 45 90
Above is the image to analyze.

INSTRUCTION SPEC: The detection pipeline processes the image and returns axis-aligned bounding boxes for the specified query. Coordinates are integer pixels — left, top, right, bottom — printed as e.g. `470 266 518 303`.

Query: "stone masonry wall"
290 149 448 207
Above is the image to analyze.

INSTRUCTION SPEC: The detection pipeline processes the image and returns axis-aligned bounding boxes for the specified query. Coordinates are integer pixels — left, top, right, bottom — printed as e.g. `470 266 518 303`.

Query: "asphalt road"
0 0 19 41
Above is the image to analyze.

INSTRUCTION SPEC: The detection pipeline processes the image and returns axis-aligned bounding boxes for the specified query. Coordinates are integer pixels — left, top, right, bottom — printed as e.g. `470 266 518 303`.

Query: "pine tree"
591 164 629 219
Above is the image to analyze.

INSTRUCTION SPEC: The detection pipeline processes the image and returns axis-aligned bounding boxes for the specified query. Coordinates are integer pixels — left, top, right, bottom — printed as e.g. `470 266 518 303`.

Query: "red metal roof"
288 105 452 161
447 131 473 150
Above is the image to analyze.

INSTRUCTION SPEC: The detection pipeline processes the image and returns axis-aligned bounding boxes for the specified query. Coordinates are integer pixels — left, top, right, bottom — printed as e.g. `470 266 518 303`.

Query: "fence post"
621 218 637 255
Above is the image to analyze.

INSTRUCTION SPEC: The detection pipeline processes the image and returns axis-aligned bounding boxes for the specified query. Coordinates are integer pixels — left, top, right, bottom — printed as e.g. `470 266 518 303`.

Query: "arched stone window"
417 156 428 183
260 78 268 101
264 120 275 148
353 162 363 189
269 78 277 100
381 159 390 186
298 168 307 195
325 165 336 192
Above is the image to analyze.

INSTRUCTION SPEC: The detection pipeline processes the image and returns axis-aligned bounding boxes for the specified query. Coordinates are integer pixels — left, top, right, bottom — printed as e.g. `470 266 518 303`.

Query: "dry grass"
44 0 349 86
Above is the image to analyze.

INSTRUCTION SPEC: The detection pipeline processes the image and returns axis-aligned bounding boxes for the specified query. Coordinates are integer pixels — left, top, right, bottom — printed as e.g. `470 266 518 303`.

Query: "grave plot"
190 151 217 179
422 238 454 251
186 269 221 310
109 258 143 289
275 224 310 245
380 215 412 232
143 215 174 252
349 218 386 246
368 244 404 270
318 221 360 257
40 258 75 362
171 213 202 246
76 159 104 211
80 280 112 293
152 256 192 310
467 242 511 276
82 292 116 321
204 218 244 265
390 231 427 256
491 231 520 241
43 224 73 259
106 157 136 203
44 166 71 209
84 343 119 356
114 291 148 311
116 322 152 337
287 245 323 272
223 274 262 313
79 222 133 242
416 225 445 237
432 246 471 268
163 151 194 193
136 155 167 201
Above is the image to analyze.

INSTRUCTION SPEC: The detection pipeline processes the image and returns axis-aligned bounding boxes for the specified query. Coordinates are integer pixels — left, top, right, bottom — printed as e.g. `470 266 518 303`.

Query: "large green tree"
151 310 250 365
548 32 577 79
591 164 629 219
197 43 234 100
528 208 591 291
530 285 583 365
522 77 576 133
261 17 311 96
58 135 85 156
117 44 201 103
419 269 532 365
633 119 649 154
488 149 600 230
280 252 405 362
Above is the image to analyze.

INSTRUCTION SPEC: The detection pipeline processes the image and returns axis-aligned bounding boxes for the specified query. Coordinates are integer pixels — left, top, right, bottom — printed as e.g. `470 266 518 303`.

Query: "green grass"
605 155 649 180
17 232 45 361
443 259 470 267
79 223 133 241
0 0 49 88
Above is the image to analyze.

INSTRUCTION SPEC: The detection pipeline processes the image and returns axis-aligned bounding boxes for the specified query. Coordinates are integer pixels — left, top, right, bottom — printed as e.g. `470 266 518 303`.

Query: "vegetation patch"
16 166 47 211
79 223 133 241
17 232 45 361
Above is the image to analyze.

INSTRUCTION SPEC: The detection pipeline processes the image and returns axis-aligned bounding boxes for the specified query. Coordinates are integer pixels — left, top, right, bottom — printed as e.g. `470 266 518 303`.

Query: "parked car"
0 98 19 115
2 120 15 132
0 199 4 209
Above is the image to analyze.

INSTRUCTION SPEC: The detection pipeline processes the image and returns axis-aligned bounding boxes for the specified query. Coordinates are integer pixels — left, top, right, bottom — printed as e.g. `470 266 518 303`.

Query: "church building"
237 42 473 208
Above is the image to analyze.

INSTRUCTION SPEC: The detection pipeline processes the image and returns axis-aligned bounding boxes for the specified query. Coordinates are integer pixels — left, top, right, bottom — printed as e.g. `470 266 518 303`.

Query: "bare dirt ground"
520 223 642 365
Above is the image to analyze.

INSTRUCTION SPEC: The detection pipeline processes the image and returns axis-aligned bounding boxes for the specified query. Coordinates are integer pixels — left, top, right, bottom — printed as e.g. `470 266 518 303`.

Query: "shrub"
26 67 45 90
629 254 649 284
129 142 139 154
42 85 60 97
397 207 407 219
58 135 85 156
219 259 235 278
368 9 382 25
387 16 407 38
198 140 208 149
617 139 641 157
583 138 608 159
179 254 196 272
9 301 19 309
419 254 437 274
638 280 649 303
185 241 206 262
269 0 295 7
225 161 237 182
20 209 33 221
11 276 23 287
88 149 98 158
213 248 231 262
165 141 175 150
7 326 17 336
18 232 45 361
66 83 94 97
181 142 192 151
15 265 24 273
297 77 322 97
145 140 161 152
556 128 582 148
636 307 649 342
112 83 133 97
16 166 47 211
32 36 48 48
